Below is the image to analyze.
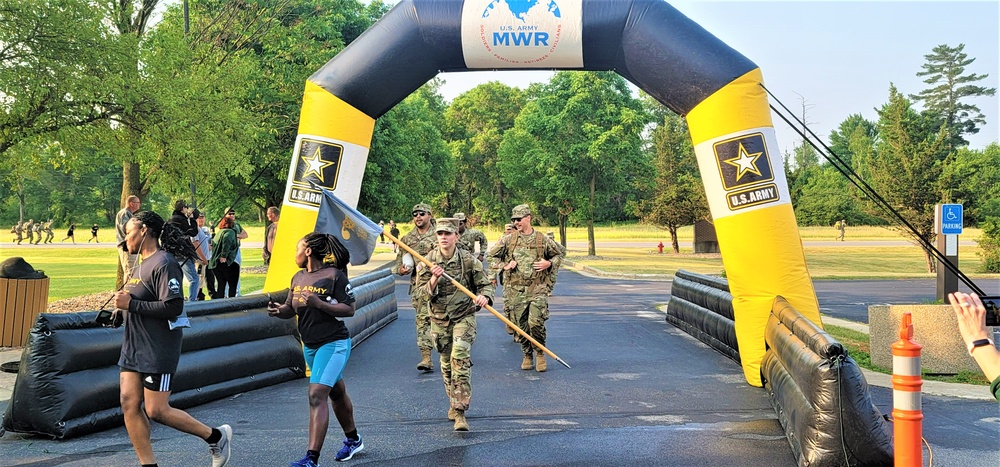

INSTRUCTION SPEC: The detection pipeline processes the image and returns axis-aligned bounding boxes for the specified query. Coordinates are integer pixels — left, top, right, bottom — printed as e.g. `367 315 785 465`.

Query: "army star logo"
301 149 333 183
713 133 773 190
723 143 762 180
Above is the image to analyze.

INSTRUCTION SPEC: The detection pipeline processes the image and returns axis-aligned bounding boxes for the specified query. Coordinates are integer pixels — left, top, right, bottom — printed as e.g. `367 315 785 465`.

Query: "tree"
360 83 453 221
939 143 1000 225
827 114 877 168
0 0 128 158
444 82 525 225
910 43 996 148
498 71 649 255
854 85 949 272
630 112 706 253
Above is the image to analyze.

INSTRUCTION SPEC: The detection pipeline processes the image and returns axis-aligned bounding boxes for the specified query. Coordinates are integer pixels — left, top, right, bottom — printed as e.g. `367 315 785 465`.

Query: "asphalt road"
3 270 998 466
816 279 1000 323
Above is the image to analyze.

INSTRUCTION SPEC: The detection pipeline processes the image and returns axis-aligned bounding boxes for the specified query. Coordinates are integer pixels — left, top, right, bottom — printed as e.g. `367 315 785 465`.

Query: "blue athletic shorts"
303 339 352 387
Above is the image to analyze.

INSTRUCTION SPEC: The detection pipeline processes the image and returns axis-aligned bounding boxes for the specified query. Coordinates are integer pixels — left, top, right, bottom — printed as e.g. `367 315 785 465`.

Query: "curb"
562 259 673 281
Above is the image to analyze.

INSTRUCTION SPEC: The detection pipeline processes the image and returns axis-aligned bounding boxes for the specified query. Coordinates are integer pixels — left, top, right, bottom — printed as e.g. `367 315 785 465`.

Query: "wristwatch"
968 338 994 355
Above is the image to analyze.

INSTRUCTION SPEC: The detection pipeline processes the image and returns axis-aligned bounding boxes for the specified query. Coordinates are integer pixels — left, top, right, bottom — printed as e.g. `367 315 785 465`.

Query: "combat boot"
520 353 533 370
417 350 433 372
448 407 459 421
535 351 547 372
453 410 469 431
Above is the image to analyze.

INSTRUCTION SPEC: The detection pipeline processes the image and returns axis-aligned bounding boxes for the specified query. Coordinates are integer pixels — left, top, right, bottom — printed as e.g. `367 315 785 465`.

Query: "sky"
435 1 999 154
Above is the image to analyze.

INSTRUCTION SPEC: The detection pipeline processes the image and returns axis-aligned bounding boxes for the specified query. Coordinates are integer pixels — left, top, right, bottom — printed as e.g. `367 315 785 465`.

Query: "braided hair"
133 210 197 263
303 232 350 273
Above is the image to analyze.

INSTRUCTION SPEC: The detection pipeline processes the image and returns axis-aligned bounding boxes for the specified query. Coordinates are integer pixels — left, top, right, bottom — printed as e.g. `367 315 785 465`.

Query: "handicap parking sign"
940 204 963 235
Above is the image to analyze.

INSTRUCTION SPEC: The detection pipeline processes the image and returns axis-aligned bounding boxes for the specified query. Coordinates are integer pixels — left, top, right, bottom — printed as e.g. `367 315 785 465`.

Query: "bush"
977 217 1000 273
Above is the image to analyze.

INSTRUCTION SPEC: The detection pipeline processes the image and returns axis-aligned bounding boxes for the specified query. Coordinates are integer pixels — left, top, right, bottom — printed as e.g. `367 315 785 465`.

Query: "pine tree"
910 43 996 148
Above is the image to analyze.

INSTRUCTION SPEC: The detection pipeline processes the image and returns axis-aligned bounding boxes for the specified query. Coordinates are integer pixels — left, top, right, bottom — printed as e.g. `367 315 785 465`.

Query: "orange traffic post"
891 312 923 467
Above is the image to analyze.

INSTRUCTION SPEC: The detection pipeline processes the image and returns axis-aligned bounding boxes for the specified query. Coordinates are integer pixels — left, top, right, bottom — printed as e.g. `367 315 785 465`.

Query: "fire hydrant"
657 242 664 254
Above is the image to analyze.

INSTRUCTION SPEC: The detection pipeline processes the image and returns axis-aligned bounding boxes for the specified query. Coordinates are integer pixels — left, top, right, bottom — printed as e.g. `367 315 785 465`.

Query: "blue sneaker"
335 436 364 462
289 454 319 467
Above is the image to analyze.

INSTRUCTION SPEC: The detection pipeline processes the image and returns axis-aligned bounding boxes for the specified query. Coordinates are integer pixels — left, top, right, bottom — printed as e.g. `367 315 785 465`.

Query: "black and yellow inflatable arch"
264 0 821 386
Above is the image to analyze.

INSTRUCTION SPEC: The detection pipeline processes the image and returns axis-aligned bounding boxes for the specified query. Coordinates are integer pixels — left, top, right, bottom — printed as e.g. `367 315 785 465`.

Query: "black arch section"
310 0 757 118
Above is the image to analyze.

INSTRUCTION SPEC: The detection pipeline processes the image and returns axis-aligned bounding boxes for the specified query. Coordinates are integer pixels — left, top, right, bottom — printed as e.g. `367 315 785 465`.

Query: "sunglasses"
412 211 427 217
510 217 523 222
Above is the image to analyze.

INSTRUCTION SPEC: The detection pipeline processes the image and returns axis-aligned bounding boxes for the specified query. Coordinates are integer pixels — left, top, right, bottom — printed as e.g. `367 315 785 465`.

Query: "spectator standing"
89 224 100 243
389 220 400 252
115 196 142 289
62 223 76 243
196 211 215 299
835 219 847 241
263 206 280 266
168 200 201 301
209 216 240 299
222 209 247 296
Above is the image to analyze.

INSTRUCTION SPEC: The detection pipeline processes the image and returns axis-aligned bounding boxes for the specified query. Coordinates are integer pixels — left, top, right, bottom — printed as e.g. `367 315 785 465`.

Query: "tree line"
1 1 997 270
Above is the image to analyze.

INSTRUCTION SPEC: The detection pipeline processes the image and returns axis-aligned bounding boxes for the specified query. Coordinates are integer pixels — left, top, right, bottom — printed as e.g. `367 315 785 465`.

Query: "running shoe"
289 454 319 467
209 424 233 467
335 436 364 462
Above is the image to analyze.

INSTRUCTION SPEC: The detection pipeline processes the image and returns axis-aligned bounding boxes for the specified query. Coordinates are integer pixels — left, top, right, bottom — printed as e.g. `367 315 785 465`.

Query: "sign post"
934 204 962 301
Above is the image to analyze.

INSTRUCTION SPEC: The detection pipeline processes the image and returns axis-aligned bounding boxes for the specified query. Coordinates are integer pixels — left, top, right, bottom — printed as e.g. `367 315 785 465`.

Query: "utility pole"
184 0 198 209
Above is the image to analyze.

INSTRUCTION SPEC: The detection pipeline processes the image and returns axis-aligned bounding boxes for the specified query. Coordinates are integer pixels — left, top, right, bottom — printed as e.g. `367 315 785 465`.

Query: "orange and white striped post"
891 312 923 467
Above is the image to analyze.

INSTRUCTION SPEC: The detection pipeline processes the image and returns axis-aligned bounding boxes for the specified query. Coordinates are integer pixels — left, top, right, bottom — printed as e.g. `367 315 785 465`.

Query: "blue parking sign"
940 204 963 234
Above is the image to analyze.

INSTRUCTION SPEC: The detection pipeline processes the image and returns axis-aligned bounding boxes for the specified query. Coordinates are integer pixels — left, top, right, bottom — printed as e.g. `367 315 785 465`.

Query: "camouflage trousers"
412 291 433 352
505 285 550 355
430 313 477 411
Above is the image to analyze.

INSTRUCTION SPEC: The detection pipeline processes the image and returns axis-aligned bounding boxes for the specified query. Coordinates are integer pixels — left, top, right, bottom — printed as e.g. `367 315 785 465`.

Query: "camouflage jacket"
392 226 437 284
458 228 488 256
417 247 494 322
487 228 563 289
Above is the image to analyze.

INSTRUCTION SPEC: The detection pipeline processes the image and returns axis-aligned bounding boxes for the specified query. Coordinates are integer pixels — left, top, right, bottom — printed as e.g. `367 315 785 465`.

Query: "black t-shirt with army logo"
118 249 185 374
285 266 356 347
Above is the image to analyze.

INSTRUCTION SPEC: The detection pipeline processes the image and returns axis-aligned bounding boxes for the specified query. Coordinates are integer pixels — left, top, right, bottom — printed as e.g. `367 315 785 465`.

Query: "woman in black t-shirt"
114 211 233 467
268 233 364 465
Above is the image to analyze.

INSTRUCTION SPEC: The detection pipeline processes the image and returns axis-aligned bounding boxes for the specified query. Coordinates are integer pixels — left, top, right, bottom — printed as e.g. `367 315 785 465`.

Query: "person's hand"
474 295 489 307
305 292 324 308
267 301 281 316
398 265 411 275
219 257 226 263
491 279 497 287
532 259 551 271
430 264 444 277
477 254 484 262
948 292 991 345
503 260 517 271
113 291 131 310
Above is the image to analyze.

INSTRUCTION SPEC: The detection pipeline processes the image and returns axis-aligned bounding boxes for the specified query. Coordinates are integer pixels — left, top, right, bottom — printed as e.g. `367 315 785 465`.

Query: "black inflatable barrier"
762 296 893 466
665 269 739 362
2 268 397 439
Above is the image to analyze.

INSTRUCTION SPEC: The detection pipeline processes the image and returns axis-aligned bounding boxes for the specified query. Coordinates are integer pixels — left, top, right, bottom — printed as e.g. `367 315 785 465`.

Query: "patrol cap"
412 203 432 215
435 218 459 234
504 223 514 230
511 204 531 218
454 212 466 221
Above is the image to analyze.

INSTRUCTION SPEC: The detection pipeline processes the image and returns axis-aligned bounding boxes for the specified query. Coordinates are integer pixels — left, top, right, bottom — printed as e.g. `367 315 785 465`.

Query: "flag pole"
384 230 571 369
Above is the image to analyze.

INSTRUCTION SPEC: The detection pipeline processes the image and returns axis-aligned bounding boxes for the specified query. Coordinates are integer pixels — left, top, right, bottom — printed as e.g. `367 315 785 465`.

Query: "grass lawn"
826 325 990 385
2 223 994 300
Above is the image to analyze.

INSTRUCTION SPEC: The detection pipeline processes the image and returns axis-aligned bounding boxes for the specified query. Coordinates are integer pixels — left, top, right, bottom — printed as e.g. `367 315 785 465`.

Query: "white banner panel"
462 0 583 68
693 127 791 220
281 134 370 210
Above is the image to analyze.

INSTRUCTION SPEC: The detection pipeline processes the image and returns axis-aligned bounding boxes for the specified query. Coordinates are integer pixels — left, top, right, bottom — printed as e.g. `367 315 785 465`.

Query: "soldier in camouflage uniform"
13 221 24 244
416 218 493 432
24 219 35 244
32 221 43 244
487 204 563 372
392 202 438 372
453 213 488 262
43 220 55 243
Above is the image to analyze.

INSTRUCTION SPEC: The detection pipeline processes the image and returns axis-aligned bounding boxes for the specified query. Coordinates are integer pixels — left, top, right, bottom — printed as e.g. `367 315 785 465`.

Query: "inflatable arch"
263 0 821 386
